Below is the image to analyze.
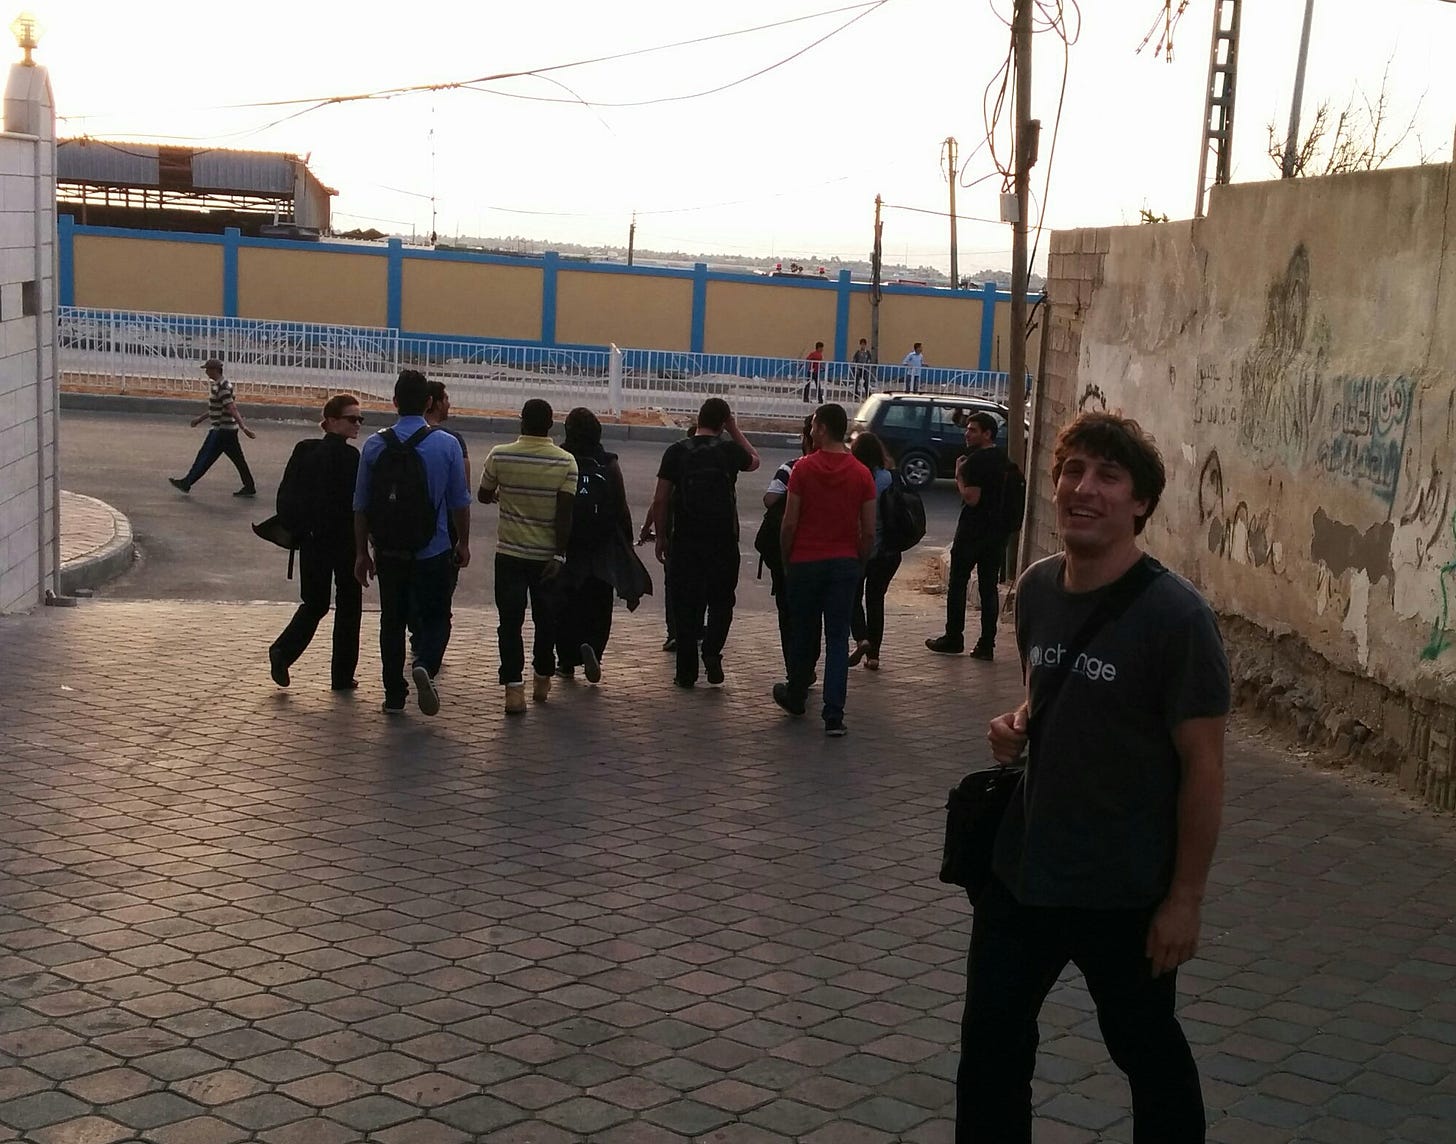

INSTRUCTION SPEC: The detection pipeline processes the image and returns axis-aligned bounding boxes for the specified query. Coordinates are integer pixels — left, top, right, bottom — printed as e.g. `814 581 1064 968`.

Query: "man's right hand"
987 704 1029 764
354 552 375 588
654 537 668 565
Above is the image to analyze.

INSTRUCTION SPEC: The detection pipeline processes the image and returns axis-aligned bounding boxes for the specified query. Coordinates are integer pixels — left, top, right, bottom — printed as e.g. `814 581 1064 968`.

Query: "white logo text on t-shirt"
1027 644 1119 682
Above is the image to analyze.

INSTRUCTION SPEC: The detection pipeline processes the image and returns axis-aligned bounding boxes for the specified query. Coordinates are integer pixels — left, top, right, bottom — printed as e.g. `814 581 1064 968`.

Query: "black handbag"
939 557 1160 902
252 515 300 580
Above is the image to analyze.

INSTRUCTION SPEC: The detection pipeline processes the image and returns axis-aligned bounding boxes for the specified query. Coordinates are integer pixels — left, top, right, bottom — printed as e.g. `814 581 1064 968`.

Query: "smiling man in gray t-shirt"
959 411 1230 1143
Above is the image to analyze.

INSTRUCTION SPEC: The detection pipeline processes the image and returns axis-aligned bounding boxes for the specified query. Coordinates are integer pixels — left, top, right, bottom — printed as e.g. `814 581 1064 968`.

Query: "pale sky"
42 0 1456 274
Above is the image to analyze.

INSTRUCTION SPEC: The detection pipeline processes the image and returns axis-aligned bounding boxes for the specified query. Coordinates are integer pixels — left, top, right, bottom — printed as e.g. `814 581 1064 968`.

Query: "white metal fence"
59 307 1014 419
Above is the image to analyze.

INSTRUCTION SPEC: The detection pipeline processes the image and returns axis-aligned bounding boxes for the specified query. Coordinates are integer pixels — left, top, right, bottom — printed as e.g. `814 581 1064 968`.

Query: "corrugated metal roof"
58 141 324 195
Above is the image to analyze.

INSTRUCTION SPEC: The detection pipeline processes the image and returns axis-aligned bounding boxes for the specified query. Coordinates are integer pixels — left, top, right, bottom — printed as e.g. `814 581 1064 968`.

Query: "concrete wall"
0 62 56 614
1037 164 1456 808
61 223 1023 372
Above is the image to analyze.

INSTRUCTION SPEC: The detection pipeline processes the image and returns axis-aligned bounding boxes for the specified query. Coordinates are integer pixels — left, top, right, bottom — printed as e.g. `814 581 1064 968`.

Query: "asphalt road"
60 410 968 612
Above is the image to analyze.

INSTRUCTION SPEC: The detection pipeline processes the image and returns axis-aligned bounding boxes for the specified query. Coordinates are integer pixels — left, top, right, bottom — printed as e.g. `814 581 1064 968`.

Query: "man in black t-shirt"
962 411 1230 1142
926 411 1008 659
651 397 760 688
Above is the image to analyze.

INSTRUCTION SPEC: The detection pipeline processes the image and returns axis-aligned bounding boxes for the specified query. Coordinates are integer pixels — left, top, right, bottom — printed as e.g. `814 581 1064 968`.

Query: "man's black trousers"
666 539 739 684
957 878 1204 1143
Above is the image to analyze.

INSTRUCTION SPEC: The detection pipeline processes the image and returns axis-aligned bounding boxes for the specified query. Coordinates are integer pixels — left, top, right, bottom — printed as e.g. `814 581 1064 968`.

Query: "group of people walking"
167 359 1232 1141
800 339 928 403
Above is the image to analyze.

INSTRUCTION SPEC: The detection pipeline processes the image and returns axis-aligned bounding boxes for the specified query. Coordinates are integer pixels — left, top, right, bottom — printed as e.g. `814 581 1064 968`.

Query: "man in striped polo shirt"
478 399 578 715
169 358 258 496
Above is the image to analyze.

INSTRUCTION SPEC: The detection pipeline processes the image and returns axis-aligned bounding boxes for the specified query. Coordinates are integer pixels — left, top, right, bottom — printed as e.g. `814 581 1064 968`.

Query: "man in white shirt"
901 342 925 393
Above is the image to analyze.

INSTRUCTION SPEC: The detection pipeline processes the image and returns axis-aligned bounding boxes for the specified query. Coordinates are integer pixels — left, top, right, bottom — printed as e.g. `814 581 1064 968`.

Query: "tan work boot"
532 674 552 704
504 684 526 715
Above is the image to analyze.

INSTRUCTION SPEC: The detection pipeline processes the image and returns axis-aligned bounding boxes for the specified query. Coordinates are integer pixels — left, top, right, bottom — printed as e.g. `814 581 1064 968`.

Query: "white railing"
59 307 1014 419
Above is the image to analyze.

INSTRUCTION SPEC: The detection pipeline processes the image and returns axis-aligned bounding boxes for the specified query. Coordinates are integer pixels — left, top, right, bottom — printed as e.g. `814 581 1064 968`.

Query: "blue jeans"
182 428 255 490
375 551 454 705
785 557 861 724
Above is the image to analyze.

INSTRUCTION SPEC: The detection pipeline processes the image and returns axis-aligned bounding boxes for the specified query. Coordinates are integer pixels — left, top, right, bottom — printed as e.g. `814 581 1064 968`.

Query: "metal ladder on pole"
1194 0 1241 218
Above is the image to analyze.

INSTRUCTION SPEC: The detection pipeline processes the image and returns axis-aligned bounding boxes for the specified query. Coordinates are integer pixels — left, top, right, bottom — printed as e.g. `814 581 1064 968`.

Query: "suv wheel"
899 450 935 490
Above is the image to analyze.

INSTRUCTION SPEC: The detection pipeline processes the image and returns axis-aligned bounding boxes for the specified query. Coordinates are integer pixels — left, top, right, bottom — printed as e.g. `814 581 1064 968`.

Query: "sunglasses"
341 415 365 424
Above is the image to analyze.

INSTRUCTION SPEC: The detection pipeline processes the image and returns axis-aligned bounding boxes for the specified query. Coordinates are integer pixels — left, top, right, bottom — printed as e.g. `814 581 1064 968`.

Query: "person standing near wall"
900 342 926 393
803 342 826 404
170 358 258 496
652 398 761 688
268 393 365 691
851 338 874 400
961 411 1229 1142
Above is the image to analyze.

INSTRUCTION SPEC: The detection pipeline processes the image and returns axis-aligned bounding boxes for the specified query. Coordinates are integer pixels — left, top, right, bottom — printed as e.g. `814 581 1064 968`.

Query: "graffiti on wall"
1312 374 1413 505
1420 510 1456 661
1237 245 1329 466
1077 383 1108 413
1193 363 1238 428
1197 449 1285 574
1398 454 1452 570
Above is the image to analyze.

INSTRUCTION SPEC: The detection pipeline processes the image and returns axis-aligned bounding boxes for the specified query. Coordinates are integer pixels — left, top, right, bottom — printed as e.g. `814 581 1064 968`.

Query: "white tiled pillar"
0 55 55 614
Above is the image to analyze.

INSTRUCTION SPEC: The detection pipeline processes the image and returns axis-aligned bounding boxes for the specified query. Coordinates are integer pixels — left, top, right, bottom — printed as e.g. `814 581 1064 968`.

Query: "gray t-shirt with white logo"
993 553 1231 910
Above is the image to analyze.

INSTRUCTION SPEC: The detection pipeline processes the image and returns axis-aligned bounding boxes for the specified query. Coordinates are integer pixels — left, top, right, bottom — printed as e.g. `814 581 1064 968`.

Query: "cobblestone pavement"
2 601 1455 1143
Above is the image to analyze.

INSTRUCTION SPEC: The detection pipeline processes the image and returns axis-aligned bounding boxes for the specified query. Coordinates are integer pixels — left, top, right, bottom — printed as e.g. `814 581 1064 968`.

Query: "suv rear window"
879 403 927 431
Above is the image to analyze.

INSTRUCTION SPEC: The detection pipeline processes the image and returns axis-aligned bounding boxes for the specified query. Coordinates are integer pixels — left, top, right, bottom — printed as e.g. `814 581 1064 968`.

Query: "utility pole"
943 137 959 289
1281 0 1316 178
627 212 636 266
870 195 884 364
1007 0 1033 471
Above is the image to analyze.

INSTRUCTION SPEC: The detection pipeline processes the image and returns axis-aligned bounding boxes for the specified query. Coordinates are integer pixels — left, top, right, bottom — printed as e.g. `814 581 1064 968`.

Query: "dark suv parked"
848 393 1013 489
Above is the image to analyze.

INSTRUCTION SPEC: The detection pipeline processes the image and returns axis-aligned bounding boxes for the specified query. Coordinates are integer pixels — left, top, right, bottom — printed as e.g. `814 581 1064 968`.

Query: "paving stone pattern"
1 601 1455 1143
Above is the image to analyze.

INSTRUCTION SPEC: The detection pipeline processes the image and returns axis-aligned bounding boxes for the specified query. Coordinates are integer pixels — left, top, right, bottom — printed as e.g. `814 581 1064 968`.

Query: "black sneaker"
268 650 290 689
704 655 725 686
772 683 805 716
168 477 191 493
925 635 965 655
331 679 359 692
672 676 696 689
662 636 677 653
555 665 576 679
581 644 602 684
969 644 995 662
233 487 257 497
825 719 848 738
381 698 407 716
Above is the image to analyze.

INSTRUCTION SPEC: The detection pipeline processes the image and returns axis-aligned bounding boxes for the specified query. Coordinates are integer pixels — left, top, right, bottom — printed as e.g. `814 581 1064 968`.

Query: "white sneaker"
412 665 440 716
581 644 602 684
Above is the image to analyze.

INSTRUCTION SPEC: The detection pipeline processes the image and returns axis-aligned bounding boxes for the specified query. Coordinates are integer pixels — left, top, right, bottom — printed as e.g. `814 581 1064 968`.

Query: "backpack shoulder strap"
380 427 400 447
402 425 434 448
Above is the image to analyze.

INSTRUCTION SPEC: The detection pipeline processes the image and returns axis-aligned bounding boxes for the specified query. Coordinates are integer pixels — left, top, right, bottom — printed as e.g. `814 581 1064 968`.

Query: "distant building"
58 140 335 237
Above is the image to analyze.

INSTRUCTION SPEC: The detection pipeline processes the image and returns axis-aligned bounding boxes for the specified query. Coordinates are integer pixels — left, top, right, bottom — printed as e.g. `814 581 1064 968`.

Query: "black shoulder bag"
939 558 1161 903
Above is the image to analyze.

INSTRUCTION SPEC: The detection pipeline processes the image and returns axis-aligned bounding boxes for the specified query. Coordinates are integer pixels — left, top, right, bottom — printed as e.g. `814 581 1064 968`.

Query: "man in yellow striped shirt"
478 399 578 715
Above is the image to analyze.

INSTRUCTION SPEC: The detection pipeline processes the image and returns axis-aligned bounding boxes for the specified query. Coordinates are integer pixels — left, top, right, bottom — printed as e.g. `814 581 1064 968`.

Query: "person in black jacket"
268 394 365 690
554 408 637 684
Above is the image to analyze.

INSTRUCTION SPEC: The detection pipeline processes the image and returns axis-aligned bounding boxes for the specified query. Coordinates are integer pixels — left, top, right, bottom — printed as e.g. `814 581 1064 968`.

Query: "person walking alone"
169 358 258 496
802 342 826 404
772 402 876 737
268 394 365 691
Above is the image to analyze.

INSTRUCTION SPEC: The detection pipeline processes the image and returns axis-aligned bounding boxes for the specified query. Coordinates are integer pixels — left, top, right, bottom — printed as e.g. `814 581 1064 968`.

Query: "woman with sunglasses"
267 394 367 692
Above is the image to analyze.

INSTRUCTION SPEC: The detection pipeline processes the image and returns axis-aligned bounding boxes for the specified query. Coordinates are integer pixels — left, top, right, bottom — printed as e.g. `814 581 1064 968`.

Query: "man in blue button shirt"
353 370 472 716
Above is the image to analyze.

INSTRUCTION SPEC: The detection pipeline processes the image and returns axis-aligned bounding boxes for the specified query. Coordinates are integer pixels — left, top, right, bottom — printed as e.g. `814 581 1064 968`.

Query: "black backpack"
880 470 927 553
673 437 737 541
999 459 1028 534
366 426 437 555
754 496 787 574
275 439 320 541
572 453 616 544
